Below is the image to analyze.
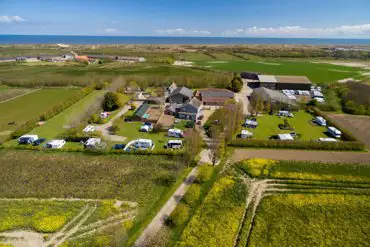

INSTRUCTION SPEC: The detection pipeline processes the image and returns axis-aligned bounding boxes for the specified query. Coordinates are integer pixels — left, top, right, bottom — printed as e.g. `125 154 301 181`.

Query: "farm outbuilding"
257 75 312 91
250 87 297 111
132 104 163 123
196 88 234 106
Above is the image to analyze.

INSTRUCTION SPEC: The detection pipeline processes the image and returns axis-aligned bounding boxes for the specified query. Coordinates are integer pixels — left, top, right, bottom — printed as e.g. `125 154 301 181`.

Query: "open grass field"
0 88 80 132
249 194 370 247
194 60 367 83
0 150 186 246
246 110 328 140
0 87 34 102
0 62 206 87
26 90 105 139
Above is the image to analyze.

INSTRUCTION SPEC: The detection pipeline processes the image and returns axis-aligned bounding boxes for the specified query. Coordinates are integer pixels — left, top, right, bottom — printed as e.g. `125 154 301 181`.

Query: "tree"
183 129 202 167
209 125 223 166
102 92 122 111
228 74 243 92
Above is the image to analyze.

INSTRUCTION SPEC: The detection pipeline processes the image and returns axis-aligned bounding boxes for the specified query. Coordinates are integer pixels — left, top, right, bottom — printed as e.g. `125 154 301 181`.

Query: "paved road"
232 149 370 163
134 166 198 247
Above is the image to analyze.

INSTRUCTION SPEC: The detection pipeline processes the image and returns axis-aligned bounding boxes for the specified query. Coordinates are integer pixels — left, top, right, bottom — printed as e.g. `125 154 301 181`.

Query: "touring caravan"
165 140 183 149
168 128 184 138
18 135 38 144
241 130 253 139
327 127 341 138
45 139 66 149
314 116 327 126
85 138 102 149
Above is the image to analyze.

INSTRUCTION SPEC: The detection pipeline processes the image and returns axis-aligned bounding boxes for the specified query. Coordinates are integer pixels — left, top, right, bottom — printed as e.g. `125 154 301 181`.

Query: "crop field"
0 62 205 87
0 88 80 132
194 60 367 83
244 110 328 140
0 150 186 246
176 159 370 247
0 87 34 102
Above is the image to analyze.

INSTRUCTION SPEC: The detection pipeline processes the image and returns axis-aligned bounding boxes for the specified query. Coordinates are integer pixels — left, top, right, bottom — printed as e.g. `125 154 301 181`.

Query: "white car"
83 125 95 132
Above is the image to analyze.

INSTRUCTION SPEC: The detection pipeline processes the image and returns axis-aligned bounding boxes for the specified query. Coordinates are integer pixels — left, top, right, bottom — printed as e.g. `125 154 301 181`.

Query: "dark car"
33 138 46 146
197 115 204 120
113 144 126 150
124 118 132 122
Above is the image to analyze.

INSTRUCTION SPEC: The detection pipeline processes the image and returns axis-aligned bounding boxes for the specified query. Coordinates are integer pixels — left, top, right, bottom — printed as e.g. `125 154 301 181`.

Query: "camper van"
100 112 110 119
168 128 184 138
18 135 39 144
45 139 66 149
84 138 101 149
277 111 293 118
240 130 253 139
314 116 327 126
140 125 153 132
83 125 95 133
165 140 183 149
327 127 341 138
318 138 337 142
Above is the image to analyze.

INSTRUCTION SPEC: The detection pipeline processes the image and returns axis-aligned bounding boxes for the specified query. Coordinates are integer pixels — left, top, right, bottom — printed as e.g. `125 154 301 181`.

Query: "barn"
257 75 312 91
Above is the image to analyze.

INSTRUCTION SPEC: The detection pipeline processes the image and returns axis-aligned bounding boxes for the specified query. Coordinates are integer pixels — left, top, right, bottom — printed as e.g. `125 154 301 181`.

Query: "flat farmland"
0 88 80 132
194 60 367 83
248 194 370 247
0 86 34 102
0 150 186 246
327 113 370 149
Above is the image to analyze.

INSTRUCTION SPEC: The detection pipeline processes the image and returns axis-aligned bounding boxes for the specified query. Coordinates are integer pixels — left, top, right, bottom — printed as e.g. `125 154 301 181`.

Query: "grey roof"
170 86 193 99
200 89 234 98
134 104 150 117
252 87 294 105
187 98 202 109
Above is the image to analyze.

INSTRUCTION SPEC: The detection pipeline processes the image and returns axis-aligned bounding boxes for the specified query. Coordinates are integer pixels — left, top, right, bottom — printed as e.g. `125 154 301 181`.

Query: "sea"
1 35 370 45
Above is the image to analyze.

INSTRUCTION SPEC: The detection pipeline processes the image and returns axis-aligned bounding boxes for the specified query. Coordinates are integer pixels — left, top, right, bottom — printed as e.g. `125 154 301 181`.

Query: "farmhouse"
132 104 163 123
176 98 202 120
250 87 296 110
257 75 312 91
196 88 234 106
167 86 193 104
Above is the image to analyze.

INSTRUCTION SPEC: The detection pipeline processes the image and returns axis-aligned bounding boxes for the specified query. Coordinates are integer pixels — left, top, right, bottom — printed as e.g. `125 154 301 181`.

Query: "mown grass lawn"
246 110 328 140
249 194 370 247
194 60 366 83
0 88 80 132
114 120 184 151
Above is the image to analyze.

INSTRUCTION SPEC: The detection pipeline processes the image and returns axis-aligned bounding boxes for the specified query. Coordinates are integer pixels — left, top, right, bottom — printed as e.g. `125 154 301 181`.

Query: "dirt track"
232 149 370 163
327 113 370 149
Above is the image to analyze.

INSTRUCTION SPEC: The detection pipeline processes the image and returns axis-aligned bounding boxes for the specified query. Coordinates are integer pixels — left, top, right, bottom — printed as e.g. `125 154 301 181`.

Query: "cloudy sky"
1 0 370 38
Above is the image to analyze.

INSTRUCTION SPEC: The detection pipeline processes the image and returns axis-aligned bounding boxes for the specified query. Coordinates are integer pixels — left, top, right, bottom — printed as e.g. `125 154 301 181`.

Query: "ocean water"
0 35 370 45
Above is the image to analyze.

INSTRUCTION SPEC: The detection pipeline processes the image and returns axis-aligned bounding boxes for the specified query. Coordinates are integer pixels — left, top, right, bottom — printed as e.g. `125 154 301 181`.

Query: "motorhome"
327 127 341 138
18 135 38 144
277 133 294 141
318 138 337 142
241 130 253 139
83 125 95 132
165 140 183 149
85 138 102 149
45 139 66 149
314 116 327 126
277 111 293 117
168 128 184 138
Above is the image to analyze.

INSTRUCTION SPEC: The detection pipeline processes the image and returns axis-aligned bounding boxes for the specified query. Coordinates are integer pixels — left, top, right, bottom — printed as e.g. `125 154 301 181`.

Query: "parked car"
197 115 204 120
113 144 126 150
124 118 132 122
33 138 46 146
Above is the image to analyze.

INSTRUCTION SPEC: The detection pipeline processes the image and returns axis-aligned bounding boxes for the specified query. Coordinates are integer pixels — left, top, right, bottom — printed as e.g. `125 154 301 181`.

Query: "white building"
45 139 66 149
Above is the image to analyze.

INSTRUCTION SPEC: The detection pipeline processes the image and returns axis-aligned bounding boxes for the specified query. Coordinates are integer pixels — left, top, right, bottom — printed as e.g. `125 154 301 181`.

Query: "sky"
1 0 370 38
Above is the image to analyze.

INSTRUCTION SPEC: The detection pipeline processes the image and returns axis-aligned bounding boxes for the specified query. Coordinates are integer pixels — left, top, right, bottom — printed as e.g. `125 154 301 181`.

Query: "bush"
165 203 190 227
109 124 120 134
229 139 365 151
182 184 201 205
102 92 121 111
195 166 214 184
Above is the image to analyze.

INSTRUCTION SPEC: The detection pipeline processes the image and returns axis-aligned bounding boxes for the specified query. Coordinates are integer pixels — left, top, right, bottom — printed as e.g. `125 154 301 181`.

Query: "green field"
195 60 367 83
26 90 104 139
249 194 370 247
0 88 80 132
245 110 328 140
114 119 187 151
0 150 186 246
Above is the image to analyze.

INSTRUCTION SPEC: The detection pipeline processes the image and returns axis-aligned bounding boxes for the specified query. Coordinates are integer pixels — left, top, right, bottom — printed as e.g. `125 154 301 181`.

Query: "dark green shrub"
102 92 121 111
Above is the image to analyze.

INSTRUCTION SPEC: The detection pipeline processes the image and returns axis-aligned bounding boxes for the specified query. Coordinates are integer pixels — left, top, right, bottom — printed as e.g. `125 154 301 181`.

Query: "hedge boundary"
229 108 366 151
